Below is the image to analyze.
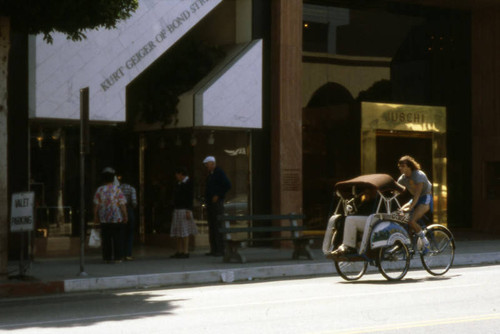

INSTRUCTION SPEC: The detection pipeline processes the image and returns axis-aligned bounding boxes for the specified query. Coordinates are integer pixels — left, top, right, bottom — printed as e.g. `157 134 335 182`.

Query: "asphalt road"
1 265 499 333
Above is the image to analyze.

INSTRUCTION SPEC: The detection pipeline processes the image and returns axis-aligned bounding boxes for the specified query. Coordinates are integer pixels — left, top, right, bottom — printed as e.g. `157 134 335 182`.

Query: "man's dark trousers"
101 223 126 261
207 200 224 255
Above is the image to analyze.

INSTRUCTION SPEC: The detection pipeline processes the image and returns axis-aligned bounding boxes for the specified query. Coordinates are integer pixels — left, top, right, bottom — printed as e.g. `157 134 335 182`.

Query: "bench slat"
227 237 301 243
219 226 305 233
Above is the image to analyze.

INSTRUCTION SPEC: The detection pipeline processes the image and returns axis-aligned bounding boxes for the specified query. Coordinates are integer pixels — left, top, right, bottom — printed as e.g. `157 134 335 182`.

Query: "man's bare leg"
409 204 430 250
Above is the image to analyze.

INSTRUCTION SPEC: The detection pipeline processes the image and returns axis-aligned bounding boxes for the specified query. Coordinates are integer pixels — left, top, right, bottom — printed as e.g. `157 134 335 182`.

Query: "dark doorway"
302 104 359 230
143 132 193 236
376 131 433 182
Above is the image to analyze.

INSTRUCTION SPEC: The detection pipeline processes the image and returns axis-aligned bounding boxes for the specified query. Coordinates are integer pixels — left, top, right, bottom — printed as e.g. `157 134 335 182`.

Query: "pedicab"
322 174 455 281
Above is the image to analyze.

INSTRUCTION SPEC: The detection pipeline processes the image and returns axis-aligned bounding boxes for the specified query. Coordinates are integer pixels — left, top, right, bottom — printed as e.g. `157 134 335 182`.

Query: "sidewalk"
2 233 500 298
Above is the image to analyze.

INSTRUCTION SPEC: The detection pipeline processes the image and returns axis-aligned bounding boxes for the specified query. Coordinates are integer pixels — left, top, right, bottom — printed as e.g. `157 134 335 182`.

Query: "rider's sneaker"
418 230 430 246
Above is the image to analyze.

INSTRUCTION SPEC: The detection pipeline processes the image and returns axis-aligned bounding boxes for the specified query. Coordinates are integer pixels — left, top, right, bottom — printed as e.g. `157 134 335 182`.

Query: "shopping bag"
88 228 101 248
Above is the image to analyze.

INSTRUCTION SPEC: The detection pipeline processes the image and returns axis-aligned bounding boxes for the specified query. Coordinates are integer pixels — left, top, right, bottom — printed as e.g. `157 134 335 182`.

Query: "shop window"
303 21 328 53
485 162 500 200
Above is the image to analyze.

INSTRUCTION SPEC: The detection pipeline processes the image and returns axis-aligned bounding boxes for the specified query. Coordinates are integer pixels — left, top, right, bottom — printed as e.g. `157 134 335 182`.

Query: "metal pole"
18 232 24 276
139 135 146 244
79 87 89 276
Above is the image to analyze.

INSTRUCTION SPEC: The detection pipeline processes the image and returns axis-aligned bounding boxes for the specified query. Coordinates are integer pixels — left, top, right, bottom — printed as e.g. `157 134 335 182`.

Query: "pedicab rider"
396 155 432 253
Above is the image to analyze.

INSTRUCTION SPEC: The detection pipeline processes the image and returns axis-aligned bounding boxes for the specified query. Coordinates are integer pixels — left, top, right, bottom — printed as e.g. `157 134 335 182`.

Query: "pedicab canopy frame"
334 173 405 216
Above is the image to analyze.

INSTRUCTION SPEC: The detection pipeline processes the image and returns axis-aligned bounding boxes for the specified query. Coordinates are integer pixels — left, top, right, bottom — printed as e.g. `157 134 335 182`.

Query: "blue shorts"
416 194 434 213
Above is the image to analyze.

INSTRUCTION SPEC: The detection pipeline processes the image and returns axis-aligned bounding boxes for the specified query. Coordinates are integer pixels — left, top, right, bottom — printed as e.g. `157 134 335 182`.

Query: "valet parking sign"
10 192 35 232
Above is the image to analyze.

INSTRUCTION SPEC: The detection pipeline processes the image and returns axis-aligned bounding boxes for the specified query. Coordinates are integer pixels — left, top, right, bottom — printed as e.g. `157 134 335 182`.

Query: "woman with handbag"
93 167 128 263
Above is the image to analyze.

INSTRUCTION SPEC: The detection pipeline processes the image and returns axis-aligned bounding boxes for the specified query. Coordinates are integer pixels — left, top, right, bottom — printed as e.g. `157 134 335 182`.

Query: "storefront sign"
361 102 446 133
99 0 214 94
383 111 426 124
10 192 35 232
282 170 301 192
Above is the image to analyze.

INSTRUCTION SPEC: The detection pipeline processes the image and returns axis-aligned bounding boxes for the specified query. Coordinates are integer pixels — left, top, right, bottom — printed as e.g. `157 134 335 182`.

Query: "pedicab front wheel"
377 240 410 281
331 231 368 281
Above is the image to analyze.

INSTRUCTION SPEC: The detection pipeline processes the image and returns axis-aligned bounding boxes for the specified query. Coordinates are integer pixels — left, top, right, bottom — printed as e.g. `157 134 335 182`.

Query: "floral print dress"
93 184 127 223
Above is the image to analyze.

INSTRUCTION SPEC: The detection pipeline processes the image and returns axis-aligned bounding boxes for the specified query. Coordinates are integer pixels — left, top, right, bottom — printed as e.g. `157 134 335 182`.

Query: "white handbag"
88 228 101 248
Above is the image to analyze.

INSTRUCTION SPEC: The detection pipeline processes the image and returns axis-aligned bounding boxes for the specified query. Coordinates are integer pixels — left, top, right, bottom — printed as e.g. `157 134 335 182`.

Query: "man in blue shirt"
203 156 231 256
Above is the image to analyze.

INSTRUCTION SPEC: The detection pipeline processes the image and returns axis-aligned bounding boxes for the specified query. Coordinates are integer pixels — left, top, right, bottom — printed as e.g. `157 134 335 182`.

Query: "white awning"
30 0 223 122
194 39 262 129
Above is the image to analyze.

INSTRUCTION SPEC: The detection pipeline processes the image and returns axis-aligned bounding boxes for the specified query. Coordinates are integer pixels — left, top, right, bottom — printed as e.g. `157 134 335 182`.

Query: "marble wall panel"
195 40 262 129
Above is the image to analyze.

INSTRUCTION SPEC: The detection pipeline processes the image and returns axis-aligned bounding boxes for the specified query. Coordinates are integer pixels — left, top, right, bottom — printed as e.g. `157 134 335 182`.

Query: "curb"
64 262 337 293
3 252 500 298
453 252 500 266
64 252 500 293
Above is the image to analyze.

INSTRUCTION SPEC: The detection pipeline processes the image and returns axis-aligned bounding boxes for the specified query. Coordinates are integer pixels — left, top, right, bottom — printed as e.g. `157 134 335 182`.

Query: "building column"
270 0 303 217
471 9 500 233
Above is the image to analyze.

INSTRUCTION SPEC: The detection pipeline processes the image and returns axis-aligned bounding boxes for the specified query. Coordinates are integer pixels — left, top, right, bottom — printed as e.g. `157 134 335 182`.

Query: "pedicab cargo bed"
334 174 405 197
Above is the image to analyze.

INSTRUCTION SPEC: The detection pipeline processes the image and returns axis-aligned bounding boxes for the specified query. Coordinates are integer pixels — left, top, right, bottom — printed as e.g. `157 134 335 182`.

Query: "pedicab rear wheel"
331 231 368 281
377 240 410 281
334 260 368 281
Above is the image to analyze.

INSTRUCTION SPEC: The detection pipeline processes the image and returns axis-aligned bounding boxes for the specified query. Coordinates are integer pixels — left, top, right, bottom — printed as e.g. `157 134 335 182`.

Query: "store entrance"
141 131 194 246
302 105 359 230
361 102 447 225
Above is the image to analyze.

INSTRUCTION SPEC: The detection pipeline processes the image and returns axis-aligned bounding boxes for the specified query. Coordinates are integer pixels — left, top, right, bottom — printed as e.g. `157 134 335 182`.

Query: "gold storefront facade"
361 102 447 225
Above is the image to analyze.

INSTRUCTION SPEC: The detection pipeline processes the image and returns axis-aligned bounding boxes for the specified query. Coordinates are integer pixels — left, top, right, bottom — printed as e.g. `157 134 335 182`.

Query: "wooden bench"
217 214 319 263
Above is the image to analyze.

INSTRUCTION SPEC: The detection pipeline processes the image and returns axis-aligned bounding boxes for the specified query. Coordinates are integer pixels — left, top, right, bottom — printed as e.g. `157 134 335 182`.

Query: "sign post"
79 87 89 277
10 191 35 276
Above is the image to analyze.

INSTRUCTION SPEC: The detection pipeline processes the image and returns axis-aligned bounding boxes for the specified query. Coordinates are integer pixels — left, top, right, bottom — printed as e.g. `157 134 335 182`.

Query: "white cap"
102 167 115 174
203 156 216 164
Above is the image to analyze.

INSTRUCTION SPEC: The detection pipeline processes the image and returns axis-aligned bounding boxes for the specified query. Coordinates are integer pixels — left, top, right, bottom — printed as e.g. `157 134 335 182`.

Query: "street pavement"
1 230 500 298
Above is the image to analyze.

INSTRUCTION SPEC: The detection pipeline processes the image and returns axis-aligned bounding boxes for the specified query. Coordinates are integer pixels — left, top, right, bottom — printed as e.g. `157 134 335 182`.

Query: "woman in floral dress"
93 167 128 263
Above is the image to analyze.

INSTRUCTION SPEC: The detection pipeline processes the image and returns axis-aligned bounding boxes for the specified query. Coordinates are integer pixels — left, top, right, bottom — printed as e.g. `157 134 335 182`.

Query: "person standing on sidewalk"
93 167 128 263
118 172 137 261
397 155 432 253
203 156 231 256
170 167 198 259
